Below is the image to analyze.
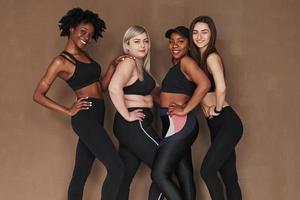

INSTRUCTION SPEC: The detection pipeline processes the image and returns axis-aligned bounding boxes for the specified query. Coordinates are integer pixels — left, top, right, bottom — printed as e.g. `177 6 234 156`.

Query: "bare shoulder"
180 56 199 72
207 53 223 71
207 53 222 64
50 56 68 70
181 56 197 66
180 56 197 68
116 57 136 71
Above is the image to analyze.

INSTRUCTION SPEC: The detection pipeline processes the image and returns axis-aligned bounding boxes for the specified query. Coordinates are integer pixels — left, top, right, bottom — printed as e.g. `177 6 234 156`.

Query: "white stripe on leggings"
138 121 159 146
138 121 163 200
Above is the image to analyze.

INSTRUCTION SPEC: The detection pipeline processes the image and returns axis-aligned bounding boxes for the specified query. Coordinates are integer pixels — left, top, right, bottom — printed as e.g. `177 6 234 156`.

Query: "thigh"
73 139 95 172
119 145 141 178
203 130 237 171
116 122 160 168
76 120 121 169
219 150 239 182
153 140 187 174
176 148 194 181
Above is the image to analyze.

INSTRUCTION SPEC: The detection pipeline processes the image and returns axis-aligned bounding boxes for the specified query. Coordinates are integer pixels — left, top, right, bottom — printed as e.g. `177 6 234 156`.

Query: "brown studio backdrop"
0 0 299 199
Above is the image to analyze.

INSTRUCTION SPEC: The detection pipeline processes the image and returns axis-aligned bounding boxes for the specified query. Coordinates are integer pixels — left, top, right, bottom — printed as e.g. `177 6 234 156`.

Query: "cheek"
192 35 197 43
204 34 211 41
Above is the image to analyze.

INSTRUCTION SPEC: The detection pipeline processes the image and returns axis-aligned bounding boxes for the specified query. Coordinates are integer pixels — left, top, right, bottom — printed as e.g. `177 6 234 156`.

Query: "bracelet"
214 107 222 114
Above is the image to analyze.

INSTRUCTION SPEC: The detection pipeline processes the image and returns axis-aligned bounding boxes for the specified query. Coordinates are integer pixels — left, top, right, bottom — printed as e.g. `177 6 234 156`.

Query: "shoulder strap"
60 51 76 65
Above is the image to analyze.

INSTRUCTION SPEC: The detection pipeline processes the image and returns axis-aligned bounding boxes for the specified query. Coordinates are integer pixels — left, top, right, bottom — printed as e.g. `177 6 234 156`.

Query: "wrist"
182 107 189 115
214 107 222 114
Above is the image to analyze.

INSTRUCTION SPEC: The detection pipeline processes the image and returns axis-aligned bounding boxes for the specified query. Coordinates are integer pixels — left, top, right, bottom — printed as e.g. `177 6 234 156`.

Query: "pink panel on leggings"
171 115 187 132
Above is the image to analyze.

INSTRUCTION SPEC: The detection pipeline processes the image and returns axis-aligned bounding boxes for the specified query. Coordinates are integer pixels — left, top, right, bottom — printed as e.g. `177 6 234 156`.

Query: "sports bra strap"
61 51 77 60
60 54 76 65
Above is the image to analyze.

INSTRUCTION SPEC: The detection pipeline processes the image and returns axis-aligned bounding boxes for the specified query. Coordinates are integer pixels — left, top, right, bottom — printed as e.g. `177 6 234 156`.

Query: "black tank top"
207 72 216 92
60 51 101 91
123 71 155 95
160 62 196 97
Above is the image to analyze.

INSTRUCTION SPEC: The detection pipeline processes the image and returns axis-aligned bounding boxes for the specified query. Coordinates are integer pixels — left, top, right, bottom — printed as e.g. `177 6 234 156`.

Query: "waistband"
127 107 152 112
159 107 168 116
206 106 232 121
85 97 104 103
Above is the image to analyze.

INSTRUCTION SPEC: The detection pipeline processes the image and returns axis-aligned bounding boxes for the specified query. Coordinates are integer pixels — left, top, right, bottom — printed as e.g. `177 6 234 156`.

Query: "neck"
200 47 207 58
65 40 82 55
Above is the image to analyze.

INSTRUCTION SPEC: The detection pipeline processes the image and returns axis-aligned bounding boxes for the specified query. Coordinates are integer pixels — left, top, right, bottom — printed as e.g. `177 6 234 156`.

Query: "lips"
171 49 181 54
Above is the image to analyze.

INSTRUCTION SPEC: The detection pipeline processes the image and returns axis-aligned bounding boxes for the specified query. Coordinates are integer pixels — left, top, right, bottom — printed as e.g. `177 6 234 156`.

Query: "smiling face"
192 22 211 52
125 32 150 59
168 32 189 61
69 22 95 49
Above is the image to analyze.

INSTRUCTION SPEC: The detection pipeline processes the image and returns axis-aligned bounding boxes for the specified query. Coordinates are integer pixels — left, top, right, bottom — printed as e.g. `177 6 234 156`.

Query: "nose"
140 42 146 48
197 33 202 40
84 34 91 42
172 42 179 48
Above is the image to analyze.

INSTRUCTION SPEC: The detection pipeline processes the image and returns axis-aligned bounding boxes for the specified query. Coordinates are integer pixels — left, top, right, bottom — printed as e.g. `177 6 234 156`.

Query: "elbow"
216 86 226 95
108 84 119 96
202 79 211 93
33 92 41 103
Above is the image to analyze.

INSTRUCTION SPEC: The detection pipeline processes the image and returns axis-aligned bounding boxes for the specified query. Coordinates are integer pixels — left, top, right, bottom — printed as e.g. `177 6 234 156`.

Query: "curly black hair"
58 7 106 41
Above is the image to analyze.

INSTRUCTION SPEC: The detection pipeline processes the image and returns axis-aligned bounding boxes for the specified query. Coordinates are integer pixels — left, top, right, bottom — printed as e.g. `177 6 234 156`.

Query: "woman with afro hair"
33 8 125 200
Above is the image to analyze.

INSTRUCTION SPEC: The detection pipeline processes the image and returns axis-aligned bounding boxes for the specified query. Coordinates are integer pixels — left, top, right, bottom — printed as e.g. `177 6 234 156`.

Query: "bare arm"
108 58 144 121
169 56 210 115
101 55 136 91
33 57 91 116
101 62 116 91
207 53 226 112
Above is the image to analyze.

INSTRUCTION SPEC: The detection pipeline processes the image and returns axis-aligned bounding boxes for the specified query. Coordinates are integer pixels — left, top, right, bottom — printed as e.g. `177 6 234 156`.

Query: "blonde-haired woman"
109 25 163 200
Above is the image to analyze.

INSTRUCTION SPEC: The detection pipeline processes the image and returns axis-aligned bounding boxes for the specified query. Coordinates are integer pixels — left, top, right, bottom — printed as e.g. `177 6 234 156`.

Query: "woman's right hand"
68 97 92 116
126 109 145 122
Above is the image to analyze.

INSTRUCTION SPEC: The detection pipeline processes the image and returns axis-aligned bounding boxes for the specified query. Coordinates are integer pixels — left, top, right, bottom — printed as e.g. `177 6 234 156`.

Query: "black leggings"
201 106 243 200
69 98 125 200
151 108 199 200
113 108 163 200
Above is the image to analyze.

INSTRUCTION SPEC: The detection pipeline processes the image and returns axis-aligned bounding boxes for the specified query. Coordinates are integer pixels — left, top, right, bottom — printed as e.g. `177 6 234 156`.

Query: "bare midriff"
160 92 191 108
74 82 103 99
124 94 154 108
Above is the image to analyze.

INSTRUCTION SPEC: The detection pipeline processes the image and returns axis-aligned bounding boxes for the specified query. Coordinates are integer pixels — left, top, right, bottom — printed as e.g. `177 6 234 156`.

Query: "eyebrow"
133 38 149 41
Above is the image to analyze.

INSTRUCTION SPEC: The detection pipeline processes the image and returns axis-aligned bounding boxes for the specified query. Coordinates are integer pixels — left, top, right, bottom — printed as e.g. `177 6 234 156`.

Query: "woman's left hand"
207 105 220 118
168 103 187 116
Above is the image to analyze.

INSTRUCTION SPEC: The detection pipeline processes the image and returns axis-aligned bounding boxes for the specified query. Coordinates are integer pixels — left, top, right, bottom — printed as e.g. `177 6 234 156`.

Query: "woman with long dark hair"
33 8 124 200
190 16 243 200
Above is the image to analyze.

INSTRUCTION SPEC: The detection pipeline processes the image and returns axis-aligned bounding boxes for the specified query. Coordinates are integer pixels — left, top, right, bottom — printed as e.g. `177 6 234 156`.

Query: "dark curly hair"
58 8 106 41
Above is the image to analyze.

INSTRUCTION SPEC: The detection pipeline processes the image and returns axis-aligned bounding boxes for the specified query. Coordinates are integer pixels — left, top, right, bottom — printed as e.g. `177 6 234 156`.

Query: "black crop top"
207 72 216 92
60 51 101 91
123 71 155 95
160 62 196 97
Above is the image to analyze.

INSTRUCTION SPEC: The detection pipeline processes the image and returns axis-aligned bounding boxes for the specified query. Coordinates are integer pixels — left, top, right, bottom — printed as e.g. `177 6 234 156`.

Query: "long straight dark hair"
189 16 221 75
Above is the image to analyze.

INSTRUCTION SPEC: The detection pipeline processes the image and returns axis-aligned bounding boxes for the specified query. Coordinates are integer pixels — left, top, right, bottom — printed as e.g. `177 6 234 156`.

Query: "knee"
108 161 125 180
151 168 167 184
200 164 217 181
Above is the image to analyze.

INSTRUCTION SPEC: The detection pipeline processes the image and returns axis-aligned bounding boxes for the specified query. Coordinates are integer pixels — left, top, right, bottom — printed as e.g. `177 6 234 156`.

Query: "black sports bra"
60 51 101 91
123 70 155 95
160 62 196 97
207 72 216 92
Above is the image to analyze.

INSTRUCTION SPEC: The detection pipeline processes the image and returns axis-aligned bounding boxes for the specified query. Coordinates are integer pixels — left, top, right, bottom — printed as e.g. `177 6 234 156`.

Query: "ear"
124 41 130 53
69 27 74 33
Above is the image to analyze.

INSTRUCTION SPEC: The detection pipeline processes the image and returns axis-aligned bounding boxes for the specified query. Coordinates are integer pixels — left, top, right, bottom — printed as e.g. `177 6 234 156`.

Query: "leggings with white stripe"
113 107 163 200
151 108 199 200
